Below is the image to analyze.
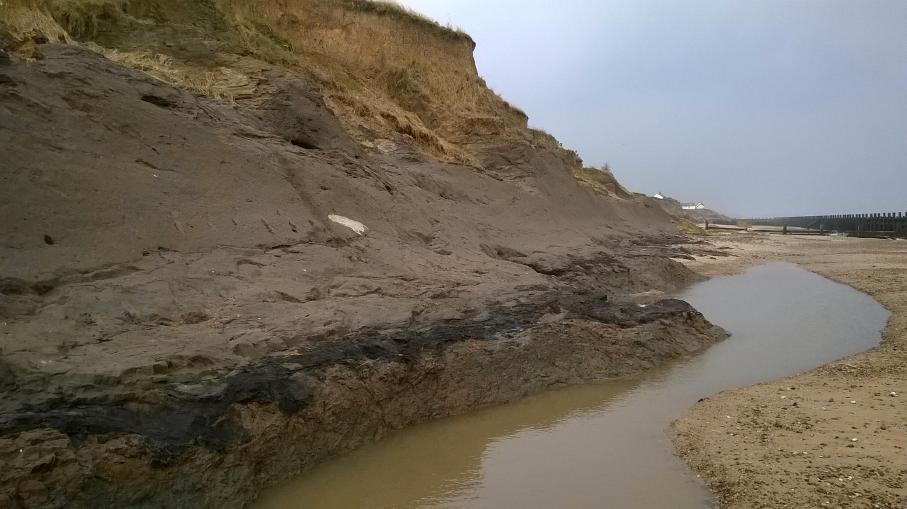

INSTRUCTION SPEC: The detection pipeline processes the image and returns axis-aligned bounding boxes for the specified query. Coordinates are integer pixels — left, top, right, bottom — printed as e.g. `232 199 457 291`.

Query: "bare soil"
672 233 907 509
0 39 728 508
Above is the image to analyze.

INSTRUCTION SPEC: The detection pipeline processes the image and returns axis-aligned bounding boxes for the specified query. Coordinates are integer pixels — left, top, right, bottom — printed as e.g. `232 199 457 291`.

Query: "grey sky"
400 0 906 217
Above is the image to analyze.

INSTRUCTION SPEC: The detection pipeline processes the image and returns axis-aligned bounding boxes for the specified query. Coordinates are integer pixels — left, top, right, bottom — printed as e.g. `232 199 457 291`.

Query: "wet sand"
672 234 907 508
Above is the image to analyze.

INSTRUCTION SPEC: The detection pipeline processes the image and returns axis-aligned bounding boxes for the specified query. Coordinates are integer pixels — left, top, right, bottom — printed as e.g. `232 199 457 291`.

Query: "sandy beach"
672 233 907 508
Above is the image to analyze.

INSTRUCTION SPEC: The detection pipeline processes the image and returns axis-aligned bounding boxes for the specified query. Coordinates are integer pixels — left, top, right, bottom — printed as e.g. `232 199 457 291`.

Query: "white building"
653 192 665 200
681 202 706 210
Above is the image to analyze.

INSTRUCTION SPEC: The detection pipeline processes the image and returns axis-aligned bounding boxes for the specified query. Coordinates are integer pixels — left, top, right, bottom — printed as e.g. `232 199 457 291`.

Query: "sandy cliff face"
217 0 572 171
3 0 579 170
0 2 718 507
1 0 672 282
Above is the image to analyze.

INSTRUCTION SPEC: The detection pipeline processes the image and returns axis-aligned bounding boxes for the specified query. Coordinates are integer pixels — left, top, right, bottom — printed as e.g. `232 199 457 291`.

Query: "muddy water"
255 263 889 508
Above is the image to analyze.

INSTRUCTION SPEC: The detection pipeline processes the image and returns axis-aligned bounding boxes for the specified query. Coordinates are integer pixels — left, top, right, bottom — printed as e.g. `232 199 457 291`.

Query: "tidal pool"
255 262 889 508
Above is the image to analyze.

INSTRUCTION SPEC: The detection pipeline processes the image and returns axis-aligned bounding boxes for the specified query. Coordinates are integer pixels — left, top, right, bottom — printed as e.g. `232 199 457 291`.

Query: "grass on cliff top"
0 0 472 49
344 0 471 43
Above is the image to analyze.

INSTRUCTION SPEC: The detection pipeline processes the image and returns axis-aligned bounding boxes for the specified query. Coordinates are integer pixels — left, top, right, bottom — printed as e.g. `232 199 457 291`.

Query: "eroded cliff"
0 2 721 507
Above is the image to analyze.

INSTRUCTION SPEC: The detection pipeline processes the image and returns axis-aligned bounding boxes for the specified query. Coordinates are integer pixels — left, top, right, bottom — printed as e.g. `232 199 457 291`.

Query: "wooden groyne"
742 212 907 238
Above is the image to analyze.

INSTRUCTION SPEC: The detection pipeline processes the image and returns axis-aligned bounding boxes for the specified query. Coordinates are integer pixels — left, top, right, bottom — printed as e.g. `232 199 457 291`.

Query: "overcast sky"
400 0 906 217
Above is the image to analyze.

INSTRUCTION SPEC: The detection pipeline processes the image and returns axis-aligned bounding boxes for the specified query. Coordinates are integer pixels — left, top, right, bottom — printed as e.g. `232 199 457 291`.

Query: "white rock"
328 214 367 235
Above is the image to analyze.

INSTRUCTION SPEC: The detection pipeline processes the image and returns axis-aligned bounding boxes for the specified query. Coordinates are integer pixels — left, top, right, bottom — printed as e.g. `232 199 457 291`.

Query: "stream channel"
256 262 890 508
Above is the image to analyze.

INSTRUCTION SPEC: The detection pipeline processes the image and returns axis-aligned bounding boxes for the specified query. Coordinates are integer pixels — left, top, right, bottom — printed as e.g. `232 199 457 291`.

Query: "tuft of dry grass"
47 0 120 37
676 218 706 234
94 44 253 101
0 0 122 39
528 127 584 169
573 166 633 199
1 0 68 42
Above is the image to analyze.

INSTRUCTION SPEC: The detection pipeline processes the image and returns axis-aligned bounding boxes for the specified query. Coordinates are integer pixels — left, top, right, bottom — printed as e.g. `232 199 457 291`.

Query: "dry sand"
672 233 907 509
